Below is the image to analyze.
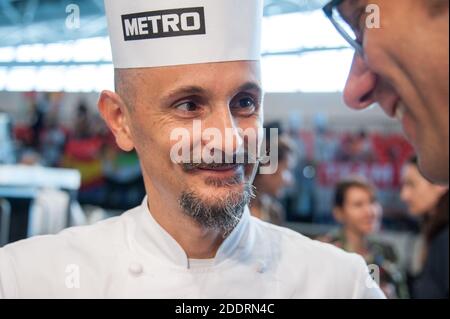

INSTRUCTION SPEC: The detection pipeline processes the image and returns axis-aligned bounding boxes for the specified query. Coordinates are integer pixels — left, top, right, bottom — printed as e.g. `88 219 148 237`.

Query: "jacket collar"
133 197 253 269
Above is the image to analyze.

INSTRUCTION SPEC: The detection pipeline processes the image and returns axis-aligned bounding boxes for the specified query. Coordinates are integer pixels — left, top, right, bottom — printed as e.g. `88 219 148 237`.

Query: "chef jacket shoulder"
250 217 386 299
0 204 385 299
0 206 141 298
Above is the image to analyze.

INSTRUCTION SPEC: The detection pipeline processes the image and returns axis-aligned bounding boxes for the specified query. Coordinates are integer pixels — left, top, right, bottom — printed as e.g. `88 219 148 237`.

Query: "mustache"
181 152 257 172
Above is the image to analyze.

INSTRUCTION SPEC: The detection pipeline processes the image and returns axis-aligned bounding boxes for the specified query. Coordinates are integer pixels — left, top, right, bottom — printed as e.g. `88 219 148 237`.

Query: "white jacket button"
256 261 266 274
128 262 143 276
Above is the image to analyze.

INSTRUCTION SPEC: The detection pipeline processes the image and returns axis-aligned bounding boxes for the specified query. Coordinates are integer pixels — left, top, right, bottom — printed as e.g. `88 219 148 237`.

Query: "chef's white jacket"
0 198 385 299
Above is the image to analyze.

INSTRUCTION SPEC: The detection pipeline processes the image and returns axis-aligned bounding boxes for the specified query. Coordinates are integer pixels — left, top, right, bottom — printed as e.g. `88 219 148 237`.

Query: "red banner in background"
318 162 402 189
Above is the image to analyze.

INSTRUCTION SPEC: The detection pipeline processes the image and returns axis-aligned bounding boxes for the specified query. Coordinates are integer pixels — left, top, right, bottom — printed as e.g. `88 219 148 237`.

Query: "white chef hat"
104 0 264 69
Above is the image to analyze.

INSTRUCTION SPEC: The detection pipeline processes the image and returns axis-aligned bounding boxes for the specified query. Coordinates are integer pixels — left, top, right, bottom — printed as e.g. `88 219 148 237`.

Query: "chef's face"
100 61 263 230
339 0 449 184
400 163 447 217
334 187 381 236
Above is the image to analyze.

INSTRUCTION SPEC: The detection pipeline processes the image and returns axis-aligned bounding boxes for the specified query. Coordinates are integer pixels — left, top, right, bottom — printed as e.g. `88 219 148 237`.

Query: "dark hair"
77 101 88 115
261 122 296 163
334 179 376 208
407 155 419 166
278 136 297 163
425 191 450 242
254 134 297 184
406 155 449 243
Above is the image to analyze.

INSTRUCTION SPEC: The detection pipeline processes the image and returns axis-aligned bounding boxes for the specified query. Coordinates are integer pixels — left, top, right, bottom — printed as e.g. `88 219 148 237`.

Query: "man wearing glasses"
323 0 449 185
0 0 386 299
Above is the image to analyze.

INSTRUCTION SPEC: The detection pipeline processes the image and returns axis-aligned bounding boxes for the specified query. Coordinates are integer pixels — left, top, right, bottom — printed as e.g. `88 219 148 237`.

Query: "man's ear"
98 90 134 152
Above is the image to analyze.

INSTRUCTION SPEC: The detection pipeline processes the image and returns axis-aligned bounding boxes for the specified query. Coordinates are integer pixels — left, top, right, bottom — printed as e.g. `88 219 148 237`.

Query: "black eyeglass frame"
323 0 364 56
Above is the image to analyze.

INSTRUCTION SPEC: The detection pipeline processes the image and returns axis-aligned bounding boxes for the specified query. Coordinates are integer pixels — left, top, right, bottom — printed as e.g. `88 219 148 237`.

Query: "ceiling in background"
0 0 106 47
0 1 355 93
0 0 329 47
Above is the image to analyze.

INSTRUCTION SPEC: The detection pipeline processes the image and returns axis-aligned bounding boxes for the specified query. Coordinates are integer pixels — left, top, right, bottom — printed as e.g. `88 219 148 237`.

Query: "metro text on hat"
122 7 206 41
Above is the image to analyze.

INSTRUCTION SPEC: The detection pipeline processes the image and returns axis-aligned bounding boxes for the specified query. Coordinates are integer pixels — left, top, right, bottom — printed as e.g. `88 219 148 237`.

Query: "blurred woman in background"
321 178 409 299
250 135 296 226
401 156 449 299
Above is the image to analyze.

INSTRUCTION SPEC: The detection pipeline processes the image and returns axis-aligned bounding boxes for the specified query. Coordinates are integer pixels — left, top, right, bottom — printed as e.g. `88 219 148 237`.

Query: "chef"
0 0 384 299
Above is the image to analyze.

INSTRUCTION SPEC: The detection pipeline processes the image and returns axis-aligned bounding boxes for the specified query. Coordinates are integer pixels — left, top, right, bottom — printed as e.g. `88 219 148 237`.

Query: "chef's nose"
203 107 244 155
400 186 410 203
343 53 377 110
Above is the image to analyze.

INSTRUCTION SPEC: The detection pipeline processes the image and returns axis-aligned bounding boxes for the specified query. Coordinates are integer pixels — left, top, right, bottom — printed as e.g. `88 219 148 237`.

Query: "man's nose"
343 53 377 110
400 187 409 202
203 107 244 155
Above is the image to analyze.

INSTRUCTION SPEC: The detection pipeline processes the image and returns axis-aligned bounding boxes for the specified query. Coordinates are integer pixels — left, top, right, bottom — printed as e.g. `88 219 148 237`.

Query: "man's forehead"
115 61 261 96
120 61 259 83
124 60 259 73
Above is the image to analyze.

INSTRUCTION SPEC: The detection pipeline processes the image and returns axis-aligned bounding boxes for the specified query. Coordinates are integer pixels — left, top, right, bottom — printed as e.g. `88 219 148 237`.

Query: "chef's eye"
231 96 258 115
176 101 199 113
239 97 255 108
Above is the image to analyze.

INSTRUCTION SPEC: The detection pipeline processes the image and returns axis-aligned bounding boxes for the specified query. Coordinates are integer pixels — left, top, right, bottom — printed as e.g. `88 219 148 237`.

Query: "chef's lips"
181 152 254 170
180 152 268 186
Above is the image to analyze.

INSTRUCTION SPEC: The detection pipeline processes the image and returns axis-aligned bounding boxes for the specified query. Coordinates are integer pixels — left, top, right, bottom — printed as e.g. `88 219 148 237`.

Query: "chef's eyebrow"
235 82 263 96
161 82 263 104
161 86 207 103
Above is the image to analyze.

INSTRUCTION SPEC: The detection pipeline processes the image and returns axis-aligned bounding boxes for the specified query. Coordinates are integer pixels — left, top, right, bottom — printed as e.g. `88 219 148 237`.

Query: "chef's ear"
98 90 135 152
333 207 345 224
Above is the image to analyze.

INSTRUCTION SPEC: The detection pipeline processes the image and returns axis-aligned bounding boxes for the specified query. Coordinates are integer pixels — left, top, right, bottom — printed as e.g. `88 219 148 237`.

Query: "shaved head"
114 68 151 111
114 69 133 110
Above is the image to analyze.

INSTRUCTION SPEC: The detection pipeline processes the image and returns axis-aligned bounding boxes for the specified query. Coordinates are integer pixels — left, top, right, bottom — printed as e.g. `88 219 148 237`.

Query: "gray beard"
179 182 255 236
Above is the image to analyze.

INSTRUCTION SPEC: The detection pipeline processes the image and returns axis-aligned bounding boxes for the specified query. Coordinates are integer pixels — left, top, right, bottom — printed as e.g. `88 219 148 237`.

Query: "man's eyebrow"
161 82 262 103
161 86 207 102
339 0 363 19
236 82 263 96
